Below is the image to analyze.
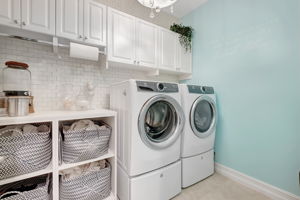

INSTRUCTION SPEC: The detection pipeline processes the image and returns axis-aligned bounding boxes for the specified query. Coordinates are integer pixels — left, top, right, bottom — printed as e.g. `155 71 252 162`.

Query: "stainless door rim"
138 95 185 150
190 95 217 138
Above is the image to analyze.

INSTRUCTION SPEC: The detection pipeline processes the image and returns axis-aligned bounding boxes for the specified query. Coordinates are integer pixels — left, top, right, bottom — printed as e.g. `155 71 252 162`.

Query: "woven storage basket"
0 123 52 180
60 162 111 200
62 121 111 163
0 175 50 200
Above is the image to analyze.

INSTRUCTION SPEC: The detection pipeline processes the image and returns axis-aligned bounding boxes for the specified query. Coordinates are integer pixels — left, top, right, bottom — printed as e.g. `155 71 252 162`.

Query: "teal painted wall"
182 0 300 196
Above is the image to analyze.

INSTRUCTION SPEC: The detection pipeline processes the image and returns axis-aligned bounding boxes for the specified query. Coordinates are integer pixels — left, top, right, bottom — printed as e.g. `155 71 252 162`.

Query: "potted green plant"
170 23 193 52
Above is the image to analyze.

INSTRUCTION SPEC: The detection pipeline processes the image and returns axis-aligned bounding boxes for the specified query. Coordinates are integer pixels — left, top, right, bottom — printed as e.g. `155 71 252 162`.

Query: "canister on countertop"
2 61 31 96
7 96 30 117
2 61 33 117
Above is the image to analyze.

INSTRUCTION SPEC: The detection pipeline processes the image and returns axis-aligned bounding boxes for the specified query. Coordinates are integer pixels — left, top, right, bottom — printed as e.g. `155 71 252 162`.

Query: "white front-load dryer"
180 84 217 188
110 80 185 200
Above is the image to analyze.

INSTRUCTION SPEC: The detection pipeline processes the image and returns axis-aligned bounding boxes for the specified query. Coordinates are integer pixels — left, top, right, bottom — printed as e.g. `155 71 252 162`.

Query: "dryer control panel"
188 85 214 94
136 81 179 93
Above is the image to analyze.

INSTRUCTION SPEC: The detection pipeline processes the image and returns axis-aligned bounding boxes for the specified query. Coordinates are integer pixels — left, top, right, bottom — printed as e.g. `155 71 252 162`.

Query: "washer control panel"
188 85 214 94
137 81 179 93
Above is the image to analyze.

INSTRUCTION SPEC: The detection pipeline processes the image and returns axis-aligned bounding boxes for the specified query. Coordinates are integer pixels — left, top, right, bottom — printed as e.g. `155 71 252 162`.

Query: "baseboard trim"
215 163 300 200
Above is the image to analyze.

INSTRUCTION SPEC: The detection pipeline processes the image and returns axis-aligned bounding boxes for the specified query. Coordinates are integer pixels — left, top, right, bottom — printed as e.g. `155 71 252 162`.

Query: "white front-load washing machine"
110 80 185 200
180 84 217 188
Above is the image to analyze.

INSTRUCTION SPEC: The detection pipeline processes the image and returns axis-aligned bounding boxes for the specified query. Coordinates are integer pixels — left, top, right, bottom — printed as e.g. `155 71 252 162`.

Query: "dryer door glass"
145 101 176 142
191 96 216 138
138 95 185 149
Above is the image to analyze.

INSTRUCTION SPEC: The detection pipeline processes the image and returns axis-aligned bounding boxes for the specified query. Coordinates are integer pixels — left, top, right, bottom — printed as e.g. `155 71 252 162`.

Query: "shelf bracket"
147 69 160 76
52 37 58 54
179 73 192 81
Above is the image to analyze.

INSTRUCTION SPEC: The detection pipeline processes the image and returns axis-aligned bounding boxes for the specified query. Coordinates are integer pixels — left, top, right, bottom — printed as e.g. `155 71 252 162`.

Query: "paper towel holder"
52 37 106 55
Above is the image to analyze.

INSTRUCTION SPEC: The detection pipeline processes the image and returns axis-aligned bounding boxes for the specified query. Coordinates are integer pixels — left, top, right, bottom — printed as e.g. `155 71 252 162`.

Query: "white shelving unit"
0 109 117 200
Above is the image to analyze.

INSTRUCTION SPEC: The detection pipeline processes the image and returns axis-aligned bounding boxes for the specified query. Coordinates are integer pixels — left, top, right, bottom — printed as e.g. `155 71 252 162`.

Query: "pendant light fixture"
137 0 177 18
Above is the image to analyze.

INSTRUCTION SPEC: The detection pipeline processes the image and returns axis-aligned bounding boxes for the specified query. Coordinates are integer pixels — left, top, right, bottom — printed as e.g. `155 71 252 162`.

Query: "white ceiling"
164 0 208 18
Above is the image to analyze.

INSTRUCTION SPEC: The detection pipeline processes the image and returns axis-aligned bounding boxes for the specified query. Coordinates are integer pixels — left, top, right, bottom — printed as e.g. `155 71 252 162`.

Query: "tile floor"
173 173 271 200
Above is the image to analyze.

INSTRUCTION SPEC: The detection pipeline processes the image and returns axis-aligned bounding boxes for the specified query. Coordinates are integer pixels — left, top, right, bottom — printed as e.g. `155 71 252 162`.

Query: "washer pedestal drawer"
181 150 214 188
118 160 181 200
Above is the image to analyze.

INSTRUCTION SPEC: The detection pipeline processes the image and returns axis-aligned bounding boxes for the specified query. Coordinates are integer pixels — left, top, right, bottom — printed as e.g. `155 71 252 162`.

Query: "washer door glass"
191 96 216 138
145 101 176 142
138 95 185 149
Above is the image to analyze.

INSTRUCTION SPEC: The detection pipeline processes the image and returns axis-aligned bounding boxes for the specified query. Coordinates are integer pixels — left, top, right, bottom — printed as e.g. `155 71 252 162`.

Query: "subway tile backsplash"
0 37 178 111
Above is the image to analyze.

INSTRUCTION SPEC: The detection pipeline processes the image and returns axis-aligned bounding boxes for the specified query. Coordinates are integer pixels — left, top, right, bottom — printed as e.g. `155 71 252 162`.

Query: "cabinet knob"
14 20 18 24
134 60 136 64
84 36 88 40
22 21 26 26
137 61 140 65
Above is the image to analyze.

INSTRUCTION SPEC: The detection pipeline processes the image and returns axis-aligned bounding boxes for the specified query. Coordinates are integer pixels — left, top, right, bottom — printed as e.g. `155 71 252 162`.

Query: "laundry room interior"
0 0 299 200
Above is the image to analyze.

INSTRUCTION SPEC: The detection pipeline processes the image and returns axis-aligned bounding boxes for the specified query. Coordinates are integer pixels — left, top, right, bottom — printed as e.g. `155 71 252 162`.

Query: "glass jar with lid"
2 61 31 96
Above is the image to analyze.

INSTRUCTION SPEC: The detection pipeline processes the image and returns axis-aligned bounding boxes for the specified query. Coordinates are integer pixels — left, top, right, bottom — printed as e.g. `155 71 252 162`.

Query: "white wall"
0 37 178 111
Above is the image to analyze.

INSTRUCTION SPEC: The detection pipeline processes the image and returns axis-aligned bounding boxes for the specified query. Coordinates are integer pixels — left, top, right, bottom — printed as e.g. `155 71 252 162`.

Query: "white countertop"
0 109 117 125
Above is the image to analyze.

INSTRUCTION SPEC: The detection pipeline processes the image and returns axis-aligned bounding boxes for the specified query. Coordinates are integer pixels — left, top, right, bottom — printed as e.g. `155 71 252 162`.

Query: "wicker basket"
61 120 111 164
0 123 52 180
0 175 50 200
60 162 111 200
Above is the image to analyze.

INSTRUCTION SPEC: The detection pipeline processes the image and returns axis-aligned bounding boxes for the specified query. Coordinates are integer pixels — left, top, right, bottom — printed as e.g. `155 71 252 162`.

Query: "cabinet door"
56 0 83 41
21 0 55 35
136 19 158 68
159 29 177 70
108 8 136 65
83 0 106 46
0 0 21 28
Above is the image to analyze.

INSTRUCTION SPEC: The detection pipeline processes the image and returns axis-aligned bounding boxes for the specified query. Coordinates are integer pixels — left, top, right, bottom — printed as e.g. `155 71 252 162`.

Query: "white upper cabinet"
0 0 21 28
21 0 55 35
135 19 158 68
56 0 83 41
0 0 54 34
108 8 159 69
107 8 191 76
57 0 106 46
83 0 106 46
158 29 178 70
108 8 136 65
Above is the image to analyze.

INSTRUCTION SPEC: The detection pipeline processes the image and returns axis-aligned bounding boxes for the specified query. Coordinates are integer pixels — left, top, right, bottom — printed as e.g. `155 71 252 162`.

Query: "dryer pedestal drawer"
181 149 214 188
118 160 181 200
